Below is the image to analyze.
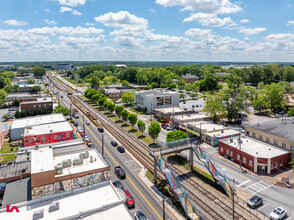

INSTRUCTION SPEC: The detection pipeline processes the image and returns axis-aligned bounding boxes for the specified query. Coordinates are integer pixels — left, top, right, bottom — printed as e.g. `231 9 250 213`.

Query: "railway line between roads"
49 75 263 220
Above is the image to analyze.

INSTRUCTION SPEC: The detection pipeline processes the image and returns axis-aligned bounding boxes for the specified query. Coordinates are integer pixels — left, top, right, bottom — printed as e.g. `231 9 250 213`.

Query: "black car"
112 180 124 190
135 211 148 220
111 141 118 147
117 146 125 153
247 196 263 209
98 127 104 133
73 121 78 126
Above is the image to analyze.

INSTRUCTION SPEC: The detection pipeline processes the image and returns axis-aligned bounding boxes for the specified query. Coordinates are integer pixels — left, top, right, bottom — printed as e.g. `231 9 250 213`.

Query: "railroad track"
50 76 262 220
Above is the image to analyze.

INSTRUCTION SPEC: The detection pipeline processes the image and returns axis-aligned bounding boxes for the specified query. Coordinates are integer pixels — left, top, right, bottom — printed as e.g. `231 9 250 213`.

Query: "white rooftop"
24 121 72 136
206 129 239 138
154 106 193 114
21 97 53 105
0 182 133 220
220 137 290 158
173 113 208 122
11 113 66 129
54 149 108 177
31 147 54 174
188 121 226 132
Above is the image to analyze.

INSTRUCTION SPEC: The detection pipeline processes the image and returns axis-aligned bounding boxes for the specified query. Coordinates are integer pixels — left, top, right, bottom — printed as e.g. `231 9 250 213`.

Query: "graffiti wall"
32 171 111 199
24 130 73 147
212 133 239 146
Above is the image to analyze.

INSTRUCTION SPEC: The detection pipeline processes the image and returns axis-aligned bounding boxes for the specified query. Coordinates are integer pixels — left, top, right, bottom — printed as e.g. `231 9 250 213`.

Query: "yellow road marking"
215 161 251 180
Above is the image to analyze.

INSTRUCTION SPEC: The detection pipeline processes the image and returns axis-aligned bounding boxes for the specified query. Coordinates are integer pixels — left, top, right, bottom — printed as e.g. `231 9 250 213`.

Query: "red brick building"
20 97 53 111
219 137 290 174
181 74 199 83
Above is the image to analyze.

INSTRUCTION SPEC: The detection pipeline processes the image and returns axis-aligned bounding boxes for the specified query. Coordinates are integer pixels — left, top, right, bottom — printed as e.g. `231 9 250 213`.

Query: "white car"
269 207 287 220
84 136 89 141
78 127 83 133
86 121 90 125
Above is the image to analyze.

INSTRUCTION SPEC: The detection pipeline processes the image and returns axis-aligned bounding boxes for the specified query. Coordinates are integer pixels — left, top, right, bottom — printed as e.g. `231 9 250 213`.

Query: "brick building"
153 107 195 122
219 137 290 174
20 97 53 111
181 74 199 83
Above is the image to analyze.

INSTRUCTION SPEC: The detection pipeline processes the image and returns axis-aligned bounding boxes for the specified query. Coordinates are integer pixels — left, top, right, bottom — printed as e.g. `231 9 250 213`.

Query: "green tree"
0 89 7 105
2 114 9 121
137 120 146 135
53 104 70 116
121 110 129 123
114 105 124 118
121 91 134 105
12 99 20 107
128 113 137 128
179 93 185 101
151 82 157 89
107 102 115 113
5 71 15 79
203 93 223 122
13 85 20 93
226 73 243 90
91 76 100 89
166 130 188 142
283 66 294 82
31 85 41 93
32 66 46 78
287 107 294 117
160 83 167 89
169 83 176 89
252 97 267 114
262 83 287 112
3 85 14 93
198 73 219 92
148 122 161 142
258 82 264 90
27 78 36 84
121 80 130 87
98 97 107 108
289 158 294 170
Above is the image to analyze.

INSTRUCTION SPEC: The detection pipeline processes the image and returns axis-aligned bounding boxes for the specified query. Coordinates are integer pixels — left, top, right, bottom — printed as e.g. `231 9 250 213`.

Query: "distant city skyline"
0 0 293 62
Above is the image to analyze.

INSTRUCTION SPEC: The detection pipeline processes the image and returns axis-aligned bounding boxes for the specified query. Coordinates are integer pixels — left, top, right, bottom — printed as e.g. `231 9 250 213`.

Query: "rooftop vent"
80 151 89 159
33 209 44 220
73 157 83 166
62 159 71 168
49 201 59 213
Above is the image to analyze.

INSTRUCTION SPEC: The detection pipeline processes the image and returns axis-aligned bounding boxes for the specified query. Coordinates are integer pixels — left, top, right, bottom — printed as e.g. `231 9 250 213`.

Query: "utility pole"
70 103 72 120
232 179 235 220
163 198 166 220
238 132 245 172
102 133 104 158
83 115 85 134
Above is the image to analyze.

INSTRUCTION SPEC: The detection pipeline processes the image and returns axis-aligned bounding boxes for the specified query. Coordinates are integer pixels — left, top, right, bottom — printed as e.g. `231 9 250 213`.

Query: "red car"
80 131 85 137
161 123 168 128
124 190 135 208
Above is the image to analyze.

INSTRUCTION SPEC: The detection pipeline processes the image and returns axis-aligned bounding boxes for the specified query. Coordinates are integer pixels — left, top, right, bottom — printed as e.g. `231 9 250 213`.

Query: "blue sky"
0 0 293 62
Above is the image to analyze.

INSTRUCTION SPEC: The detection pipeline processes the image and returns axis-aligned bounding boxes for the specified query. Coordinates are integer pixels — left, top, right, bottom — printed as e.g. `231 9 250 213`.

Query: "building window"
266 137 270 143
249 160 253 167
243 157 246 164
39 104 41 107
54 135 57 140
165 96 172 105
282 143 286 148
230 151 233 157
252 133 256 137
274 140 278 145
246 131 249 135
44 104 46 107
220 147 223 152
156 97 164 106
259 135 263 140
42 137 45 142
33 105 36 108
291 146 294 151
226 149 229 155
66 133 69 138
237 154 240 160
49 104 52 107
275 162 278 168
280 160 283 166
271 163 274 169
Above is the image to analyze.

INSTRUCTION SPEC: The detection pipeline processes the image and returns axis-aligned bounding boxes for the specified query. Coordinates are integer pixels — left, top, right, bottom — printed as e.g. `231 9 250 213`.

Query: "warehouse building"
244 117 294 156
219 137 290 174
20 97 53 111
153 107 195 122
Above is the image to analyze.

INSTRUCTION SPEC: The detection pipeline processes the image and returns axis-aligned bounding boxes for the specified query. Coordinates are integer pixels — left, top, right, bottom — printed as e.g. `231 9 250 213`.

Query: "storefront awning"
186 128 200 136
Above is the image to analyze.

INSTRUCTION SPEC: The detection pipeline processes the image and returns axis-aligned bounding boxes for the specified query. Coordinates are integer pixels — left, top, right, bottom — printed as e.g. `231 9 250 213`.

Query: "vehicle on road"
61 95 63 98
114 166 126 179
161 123 168 128
86 121 90 125
67 92 73 96
78 127 82 132
134 211 148 220
247 196 263 209
86 140 92 148
98 127 104 133
269 207 287 220
165 126 173 131
73 114 79 119
117 146 125 153
124 190 135 209
73 121 78 126
111 141 118 147
112 180 124 190
84 136 89 141
80 131 85 137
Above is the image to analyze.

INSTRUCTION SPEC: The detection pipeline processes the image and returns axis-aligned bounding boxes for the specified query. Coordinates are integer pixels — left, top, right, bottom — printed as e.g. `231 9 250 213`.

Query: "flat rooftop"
0 182 133 220
245 117 294 142
54 149 108 177
21 97 53 105
154 106 193 114
31 147 54 174
0 161 30 180
206 129 240 138
173 113 208 122
187 121 226 132
136 89 178 96
24 121 72 136
220 137 290 158
11 113 66 129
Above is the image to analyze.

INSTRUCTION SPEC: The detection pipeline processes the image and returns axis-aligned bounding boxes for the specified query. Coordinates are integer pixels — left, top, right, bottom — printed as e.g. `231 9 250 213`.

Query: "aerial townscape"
0 1 294 220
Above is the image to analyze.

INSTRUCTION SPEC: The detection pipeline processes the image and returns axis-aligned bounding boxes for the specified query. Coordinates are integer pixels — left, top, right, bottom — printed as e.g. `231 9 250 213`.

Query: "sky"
0 0 293 62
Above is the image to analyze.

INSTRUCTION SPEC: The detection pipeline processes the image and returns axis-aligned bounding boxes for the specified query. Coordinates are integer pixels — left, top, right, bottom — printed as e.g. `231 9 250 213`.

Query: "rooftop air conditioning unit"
79 151 89 159
73 157 83 166
90 155 93 163
49 201 59 213
230 139 233 143
55 163 63 175
62 159 71 168
33 209 44 220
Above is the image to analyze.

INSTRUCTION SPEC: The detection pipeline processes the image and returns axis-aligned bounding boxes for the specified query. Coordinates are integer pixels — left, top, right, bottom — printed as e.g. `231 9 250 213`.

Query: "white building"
135 90 179 114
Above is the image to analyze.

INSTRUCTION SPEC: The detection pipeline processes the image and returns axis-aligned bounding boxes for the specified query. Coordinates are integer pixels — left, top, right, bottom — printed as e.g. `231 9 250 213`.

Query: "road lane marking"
258 203 268 210
237 179 251 188
252 184 273 195
243 180 263 190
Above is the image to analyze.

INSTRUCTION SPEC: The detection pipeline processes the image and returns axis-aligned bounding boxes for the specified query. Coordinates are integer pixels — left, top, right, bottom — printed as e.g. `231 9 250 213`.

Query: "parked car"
78 127 82 133
61 95 63 98
84 136 89 141
112 180 124 190
161 123 168 128
247 196 263 209
86 121 90 125
111 141 118 147
117 146 125 153
124 190 135 209
223 155 230 159
98 127 104 133
165 126 173 131
134 211 148 220
80 131 85 137
230 158 235 162
269 207 287 220
74 121 78 126
163 125 168 129
114 166 126 179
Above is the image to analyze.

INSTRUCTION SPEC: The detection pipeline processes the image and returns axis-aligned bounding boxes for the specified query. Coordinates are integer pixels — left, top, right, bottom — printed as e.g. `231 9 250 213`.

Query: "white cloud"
184 13 233 27
85 22 94 26
59 0 87 7
113 36 143 48
185 28 214 38
95 11 148 29
239 27 267 35
287 21 294 26
4 19 27 26
45 9 50 13
27 26 104 36
156 0 241 14
240 19 249 23
265 33 294 41
60 7 81 16
44 19 57 25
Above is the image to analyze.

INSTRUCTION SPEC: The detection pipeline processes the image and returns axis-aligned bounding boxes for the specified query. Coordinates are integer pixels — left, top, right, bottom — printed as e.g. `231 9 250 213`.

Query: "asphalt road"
57 89 171 220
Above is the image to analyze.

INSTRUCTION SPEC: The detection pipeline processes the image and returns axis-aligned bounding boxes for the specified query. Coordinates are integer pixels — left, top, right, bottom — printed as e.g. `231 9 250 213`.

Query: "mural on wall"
24 131 73 146
212 133 239 145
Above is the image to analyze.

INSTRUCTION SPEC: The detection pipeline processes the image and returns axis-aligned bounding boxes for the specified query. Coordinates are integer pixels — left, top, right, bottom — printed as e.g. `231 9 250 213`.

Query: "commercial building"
20 97 53 111
181 74 199 83
10 114 66 141
153 107 195 123
244 117 294 156
5 93 48 102
219 137 291 174
53 63 73 71
23 121 73 147
187 121 239 146
19 84 44 93
172 113 209 124
135 90 179 114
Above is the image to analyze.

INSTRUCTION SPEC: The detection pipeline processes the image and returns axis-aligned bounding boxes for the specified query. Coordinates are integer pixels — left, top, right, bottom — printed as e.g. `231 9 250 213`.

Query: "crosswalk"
237 180 273 195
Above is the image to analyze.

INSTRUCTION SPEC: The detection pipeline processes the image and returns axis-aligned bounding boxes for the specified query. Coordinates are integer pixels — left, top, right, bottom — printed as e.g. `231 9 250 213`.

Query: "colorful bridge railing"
192 144 235 198
157 154 203 220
